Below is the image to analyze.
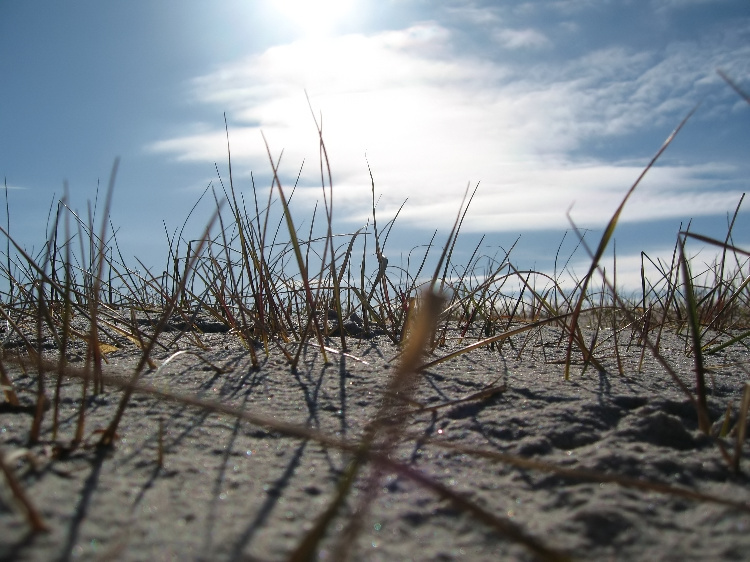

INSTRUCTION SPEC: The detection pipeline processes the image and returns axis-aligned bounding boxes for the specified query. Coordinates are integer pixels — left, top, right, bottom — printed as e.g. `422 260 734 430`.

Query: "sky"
1 0 749 294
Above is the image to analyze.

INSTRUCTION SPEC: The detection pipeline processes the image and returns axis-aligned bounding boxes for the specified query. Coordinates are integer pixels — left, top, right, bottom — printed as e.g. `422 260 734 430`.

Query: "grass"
1 79 750 560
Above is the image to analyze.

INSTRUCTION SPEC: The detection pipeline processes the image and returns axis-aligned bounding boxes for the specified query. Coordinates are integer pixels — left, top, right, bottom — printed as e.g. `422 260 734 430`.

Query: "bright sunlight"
272 0 355 37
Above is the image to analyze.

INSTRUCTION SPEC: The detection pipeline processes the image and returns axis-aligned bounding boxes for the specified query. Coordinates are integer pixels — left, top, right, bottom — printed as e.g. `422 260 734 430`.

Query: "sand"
1 325 749 561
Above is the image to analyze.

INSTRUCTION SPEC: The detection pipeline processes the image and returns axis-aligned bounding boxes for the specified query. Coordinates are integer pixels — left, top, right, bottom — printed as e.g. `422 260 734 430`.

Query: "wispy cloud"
652 0 726 12
148 12 749 235
492 27 551 49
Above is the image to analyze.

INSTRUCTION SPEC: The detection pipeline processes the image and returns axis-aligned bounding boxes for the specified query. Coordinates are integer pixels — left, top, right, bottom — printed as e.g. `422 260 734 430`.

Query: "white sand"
2 327 749 561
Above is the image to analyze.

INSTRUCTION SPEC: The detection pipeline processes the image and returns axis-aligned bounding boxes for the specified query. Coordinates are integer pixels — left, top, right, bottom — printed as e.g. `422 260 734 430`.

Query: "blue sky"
1 0 748 292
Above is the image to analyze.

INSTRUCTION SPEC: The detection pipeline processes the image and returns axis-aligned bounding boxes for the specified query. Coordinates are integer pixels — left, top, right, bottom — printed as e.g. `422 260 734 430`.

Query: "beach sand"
2 326 749 561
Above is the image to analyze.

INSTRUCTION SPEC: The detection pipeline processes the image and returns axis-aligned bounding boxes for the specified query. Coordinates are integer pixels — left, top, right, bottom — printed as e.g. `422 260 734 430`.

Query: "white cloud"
493 28 551 49
148 20 748 238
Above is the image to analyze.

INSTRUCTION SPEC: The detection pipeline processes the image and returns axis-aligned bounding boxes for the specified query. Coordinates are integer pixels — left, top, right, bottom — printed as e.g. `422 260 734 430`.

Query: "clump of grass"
1 78 749 559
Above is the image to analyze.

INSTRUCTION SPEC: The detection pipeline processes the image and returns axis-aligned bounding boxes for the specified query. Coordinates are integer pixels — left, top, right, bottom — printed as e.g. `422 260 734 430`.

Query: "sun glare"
272 0 354 37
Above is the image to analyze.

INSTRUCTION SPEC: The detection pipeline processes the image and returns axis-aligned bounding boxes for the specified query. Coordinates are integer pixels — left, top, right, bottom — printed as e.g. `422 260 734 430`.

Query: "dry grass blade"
564 105 699 379
430 182 473 292
705 329 750 355
419 313 572 371
718 69 750 105
678 229 750 352
678 232 750 264
56 199 75 441
416 438 750 513
87 159 119 394
305 93 348 351
391 383 508 418
261 133 327 368
374 457 573 562
98 205 222 447
0 445 48 533
570 227 740 466
678 234 711 433
0 360 19 406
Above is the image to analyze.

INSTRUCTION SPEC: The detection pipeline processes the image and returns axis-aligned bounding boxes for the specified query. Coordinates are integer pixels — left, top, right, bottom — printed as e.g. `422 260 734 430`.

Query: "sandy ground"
1 325 750 561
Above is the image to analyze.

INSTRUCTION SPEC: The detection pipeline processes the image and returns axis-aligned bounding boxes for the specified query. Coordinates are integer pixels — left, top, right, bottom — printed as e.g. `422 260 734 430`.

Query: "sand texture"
2 326 750 561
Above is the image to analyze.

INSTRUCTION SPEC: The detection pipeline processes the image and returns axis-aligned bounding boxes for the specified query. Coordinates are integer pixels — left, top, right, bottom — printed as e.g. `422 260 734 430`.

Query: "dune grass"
1 80 750 560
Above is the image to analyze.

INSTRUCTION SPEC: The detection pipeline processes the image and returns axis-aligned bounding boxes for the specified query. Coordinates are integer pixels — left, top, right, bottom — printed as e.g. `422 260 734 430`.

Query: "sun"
272 0 354 37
